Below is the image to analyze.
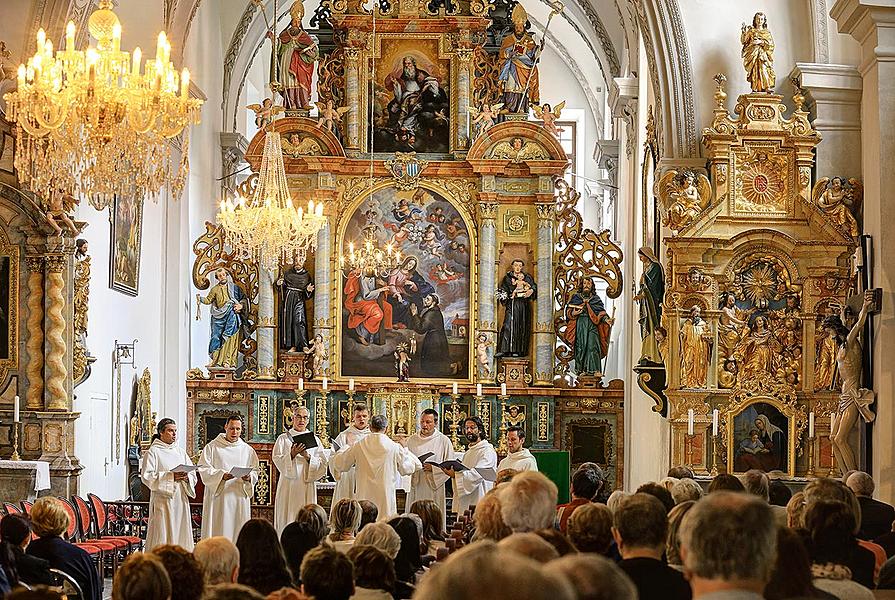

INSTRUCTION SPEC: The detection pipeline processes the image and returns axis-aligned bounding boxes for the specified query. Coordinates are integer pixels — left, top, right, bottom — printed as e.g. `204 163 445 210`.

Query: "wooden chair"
55 497 112 576
87 493 144 550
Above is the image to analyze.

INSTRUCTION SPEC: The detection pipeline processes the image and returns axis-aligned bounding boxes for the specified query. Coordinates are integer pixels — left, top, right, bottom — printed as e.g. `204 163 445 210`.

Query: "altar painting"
340 186 471 380
110 195 143 296
731 401 790 474
0 256 9 359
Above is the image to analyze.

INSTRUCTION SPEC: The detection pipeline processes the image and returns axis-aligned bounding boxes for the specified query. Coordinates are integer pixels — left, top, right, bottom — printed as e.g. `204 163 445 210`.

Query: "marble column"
533 201 555 385
831 0 895 500
24 257 44 410
44 254 68 411
314 219 333 376
791 63 863 179
345 48 361 151
256 266 275 379
476 201 498 382
456 49 472 149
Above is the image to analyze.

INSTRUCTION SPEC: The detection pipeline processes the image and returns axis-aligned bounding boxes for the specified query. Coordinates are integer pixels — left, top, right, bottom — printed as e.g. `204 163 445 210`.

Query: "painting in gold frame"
726 397 797 477
0 234 19 383
110 195 143 296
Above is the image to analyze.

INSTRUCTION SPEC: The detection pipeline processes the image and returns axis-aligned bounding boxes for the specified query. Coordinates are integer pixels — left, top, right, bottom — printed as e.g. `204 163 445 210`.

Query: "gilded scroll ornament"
811 177 862 239
73 239 93 386
655 169 712 230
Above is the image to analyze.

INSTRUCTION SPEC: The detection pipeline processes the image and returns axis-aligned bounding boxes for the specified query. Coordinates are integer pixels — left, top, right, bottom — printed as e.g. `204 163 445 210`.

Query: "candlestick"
10 424 20 461
806 435 817 478
687 409 694 436
476 383 482 397
808 411 815 438
448 393 464 452
496 393 509 456
294 387 307 408
710 434 720 476
685 433 696 469
711 409 718 437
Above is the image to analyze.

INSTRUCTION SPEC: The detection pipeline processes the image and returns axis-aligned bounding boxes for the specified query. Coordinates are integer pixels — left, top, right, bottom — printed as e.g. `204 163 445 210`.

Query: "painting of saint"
0 256 8 360
341 186 470 379
110 195 143 296
371 39 450 154
733 403 788 473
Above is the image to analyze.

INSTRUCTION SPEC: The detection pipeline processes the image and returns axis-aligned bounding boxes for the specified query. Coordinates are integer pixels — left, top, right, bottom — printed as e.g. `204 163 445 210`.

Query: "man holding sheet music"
406 409 453 525
198 415 260 541
272 405 328 534
441 416 498 514
141 418 197 550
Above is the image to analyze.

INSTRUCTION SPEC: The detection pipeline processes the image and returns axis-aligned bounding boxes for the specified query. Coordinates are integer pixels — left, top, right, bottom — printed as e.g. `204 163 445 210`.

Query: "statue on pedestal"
271 0 318 110
498 4 540 114
634 247 665 364
496 259 537 358
680 306 713 389
196 268 245 369
560 277 612 376
278 263 315 353
741 12 775 93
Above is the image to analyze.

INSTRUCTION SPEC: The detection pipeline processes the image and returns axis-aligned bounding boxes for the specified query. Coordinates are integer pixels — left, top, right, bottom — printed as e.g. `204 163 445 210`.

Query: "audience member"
202 583 266 600
300 546 354 600
471 489 511 541
388 516 423 598
879 556 895 589
409 499 445 555
534 528 576 556
670 478 703 505
358 500 379 532
499 533 560 562
764 526 836 600
577 463 606 501
6 587 66 600
355 522 401 560
787 491 807 528
26 497 102 600
668 466 695 480
329 499 363 552
679 491 777 599
543 553 638 600
296 504 330 542
666 500 696 571
281 522 320 586
496 468 519 484
607 490 631 514
0 514 54 587
706 473 746 494
112 552 171 600
613 493 691 600
500 471 558 532
235 518 293 595
556 467 600 533
345 545 395 600
768 480 793 507
194 536 239 586
635 482 675 514
660 476 680 492
847 471 895 541
151 544 205 600
804 500 874 599
741 469 787 526
567 502 613 555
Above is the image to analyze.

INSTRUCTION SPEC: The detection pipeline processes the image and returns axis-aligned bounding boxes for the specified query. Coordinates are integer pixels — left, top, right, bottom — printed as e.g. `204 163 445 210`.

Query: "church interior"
0 0 894 597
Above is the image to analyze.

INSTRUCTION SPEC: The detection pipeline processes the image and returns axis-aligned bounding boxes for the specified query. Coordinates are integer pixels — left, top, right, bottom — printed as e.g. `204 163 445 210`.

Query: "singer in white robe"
448 417 497 514
406 409 453 525
272 407 328 535
140 420 197 550
198 419 260 541
497 427 538 473
331 404 371 504
330 415 421 516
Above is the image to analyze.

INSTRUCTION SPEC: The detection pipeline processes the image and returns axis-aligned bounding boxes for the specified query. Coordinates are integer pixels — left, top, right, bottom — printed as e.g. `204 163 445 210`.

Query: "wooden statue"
741 12 775 93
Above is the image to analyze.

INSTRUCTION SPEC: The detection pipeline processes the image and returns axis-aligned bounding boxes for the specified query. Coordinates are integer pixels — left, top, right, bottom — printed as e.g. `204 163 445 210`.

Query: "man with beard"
442 416 497 514
409 293 451 376
387 56 431 133
561 277 613 376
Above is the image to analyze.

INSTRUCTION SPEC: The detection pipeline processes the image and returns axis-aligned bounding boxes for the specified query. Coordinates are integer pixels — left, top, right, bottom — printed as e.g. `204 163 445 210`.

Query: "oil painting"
110 195 143 296
0 255 9 360
732 401 789 474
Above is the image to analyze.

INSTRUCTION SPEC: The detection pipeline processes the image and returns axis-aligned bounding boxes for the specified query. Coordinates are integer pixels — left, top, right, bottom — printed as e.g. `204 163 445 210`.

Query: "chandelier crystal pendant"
2 0 204 209
218 130 326 272
339 227 402 274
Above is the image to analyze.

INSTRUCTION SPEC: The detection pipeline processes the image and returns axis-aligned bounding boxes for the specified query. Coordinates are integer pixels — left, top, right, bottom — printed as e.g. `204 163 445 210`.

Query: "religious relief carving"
733 148 789 213
655 169 712 230
484 138 550 162
811 177 863 239
281 134 324 157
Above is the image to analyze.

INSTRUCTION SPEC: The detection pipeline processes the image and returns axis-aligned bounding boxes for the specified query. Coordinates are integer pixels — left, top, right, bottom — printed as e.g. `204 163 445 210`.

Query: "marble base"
496 358 533 388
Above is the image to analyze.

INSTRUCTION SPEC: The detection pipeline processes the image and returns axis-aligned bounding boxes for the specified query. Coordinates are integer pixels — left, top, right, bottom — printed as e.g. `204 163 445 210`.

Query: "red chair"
87 494 143 551
71 495 133 558
3 503 21 515
56 497 115 575
21 501 33 515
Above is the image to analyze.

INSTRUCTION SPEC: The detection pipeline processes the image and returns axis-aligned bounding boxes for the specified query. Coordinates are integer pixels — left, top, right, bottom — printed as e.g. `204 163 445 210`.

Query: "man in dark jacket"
847 471 895 540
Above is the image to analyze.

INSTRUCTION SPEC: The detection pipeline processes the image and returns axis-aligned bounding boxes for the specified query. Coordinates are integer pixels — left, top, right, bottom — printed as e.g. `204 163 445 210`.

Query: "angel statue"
45 190 80 236
655 169 712 230
486 137 548 163
246 98 285 130
812 176 863 238
741 12 775 93
532 101 565 138
316 100 349 141
468 102 503 140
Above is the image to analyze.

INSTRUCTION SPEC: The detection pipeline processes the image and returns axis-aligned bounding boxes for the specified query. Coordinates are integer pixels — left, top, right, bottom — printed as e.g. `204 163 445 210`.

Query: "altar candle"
298 378 304 391
830 412 836 434
501 383 507 396
476 383 482 397
322 377 328 391
349 378 355 392
687 409 694 436
712 409 719 437
452 382 458 395
809 411 815 438
13 396 19 423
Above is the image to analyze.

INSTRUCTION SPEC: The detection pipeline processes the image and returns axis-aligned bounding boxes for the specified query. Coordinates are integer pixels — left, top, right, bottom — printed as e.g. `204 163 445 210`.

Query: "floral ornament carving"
655 169 712 230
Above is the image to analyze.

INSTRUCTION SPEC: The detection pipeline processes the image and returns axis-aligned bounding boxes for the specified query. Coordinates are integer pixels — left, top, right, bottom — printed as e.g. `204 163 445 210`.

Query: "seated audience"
194 536 239 586
556 467 600 533
741 469 787 526
787 491 807 528
769 480 793 507
300 546 354 600
635 482 675 514
577 462 606 501
534 528 576 556
613 493 691 600
496 468 520 485
151 544 205 600
296 504 330 543
660 476 680 492
543 553 638 600
26 497 102 600
679 491 777 599
409 499 445 555
112 552 171 600
606 490 630 514
282 522 321 586
202 583 266 600
670 478 703 505
499 533 560 563
345 544 395 600
567 503 613 555
500 471 559 532
388 517 423 598
471 489 511 541
0 514 54 587
804 500 874 599
765 526 837 600
235 518 293 595
666 501 696 571
358 500 379 533
355 522 401 560
706 473 746 494
847 471 895 541
329 499 363 552
667 466 695 480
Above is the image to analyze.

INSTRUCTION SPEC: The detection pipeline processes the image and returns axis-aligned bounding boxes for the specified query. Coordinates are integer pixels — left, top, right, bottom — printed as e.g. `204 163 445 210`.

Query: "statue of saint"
718 292 752 360
736 315 781 382
634 247 665 364
680 306 713 388
741 12 775 93
278 264 315 353
822 296 876 473
496 259 537 358
197 268 246 369
498 3 540 113
813 177 862 238
560 277 613 376
271 1 318 110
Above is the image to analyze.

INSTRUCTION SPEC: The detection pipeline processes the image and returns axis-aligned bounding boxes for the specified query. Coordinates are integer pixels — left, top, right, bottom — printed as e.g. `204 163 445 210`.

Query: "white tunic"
272 429 328 535
455 439 498 514
198 434 260 541
330 432 421 517
497 449 539 473
331 426 370 504
140 439 197 551
406 431 453 525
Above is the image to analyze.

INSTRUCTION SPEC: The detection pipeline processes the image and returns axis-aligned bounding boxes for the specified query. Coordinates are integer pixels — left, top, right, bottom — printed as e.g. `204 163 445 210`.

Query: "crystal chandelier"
218 130 326 271
2 0 203 209
339 227 401 273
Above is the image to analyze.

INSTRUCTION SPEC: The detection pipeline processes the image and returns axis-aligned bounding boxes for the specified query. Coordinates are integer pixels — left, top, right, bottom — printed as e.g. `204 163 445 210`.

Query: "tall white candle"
298 378 304 391
13 395 19 423
830 412 836 434
452 382 458 395
687 409 694 436
476 383 482 397
322 377 328 391
500 383 507 396
809 412 815 438
349 378 355 392
712 409 719 437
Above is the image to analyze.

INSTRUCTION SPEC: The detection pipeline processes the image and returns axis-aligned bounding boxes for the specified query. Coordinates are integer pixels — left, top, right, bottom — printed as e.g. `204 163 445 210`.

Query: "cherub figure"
304 333 328 378
315 100 350 133
532 101 566 138
655 169 712 230
468 102 504 139
46 190 79 236
476 332 493 380
812 176 863 238
246 98 285 130
511 271 533 298
394 342 411 382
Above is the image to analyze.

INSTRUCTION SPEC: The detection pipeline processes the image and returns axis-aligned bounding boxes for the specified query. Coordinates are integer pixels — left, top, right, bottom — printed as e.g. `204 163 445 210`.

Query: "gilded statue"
680 306 713 389
498 3 541 113
812 177 863 238
634 247 665 364
196 268 246 369
718 291 752 361
814 323 838 391
486 137 549 162
271 0 319 110
822 295 876 473
741 12 775 93
735 315 781 382
73 238 92 384
656 169 712 230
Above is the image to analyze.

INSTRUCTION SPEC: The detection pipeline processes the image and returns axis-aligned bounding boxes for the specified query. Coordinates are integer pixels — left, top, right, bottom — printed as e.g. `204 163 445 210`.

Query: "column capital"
477 201 499 221
45 255 66 273
25 256 45 272
832 0 895 71
792 63 863 103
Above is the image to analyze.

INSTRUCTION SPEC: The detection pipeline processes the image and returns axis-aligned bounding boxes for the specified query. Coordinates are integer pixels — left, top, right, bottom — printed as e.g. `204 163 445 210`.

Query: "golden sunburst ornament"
735 150 788 212
742 263 778 303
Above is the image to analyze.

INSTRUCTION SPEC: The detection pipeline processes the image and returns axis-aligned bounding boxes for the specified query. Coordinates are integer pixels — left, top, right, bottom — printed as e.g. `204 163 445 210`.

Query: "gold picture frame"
109 195 143 296
726 396 798 477
0 230 19 386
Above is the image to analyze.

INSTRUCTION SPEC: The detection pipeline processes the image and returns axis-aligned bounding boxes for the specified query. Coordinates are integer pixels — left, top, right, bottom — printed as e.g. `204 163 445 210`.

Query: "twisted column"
44 255 68 411
25 257 44 410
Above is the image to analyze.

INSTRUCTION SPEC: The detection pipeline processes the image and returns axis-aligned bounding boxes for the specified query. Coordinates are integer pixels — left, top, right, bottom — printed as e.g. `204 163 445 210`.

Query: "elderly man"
847 471 895 540
330 414 421 516
331 404 371 504
272 405 328 534
406 408 453 524
500 471 558 532
445 416 497 514
497 426 538 473
741 469 786 526
194 537 239 586
679 491 776 599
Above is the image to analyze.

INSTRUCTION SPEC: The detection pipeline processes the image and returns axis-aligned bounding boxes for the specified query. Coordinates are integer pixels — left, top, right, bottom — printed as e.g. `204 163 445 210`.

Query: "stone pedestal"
496 358 533 388
278 353 312 383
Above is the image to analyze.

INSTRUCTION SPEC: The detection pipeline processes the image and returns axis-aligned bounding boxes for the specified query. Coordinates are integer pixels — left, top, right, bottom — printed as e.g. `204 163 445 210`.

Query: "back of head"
370 414 388 432
296 503 329 542
113 552 172 600
571 468 601 501
151 544 204 600
280 522 320 584
534 528 576 556
666 500 696 566
329 499 362 539
29 497 68 538
388 516 423 580
741 469 770 502
707 473 746 494
543 553 637 600
413 540 574 600
668 466 695 480
846 471 875 498
236 519 291 594
194 536 240 586
679 491 777 583
606 490 630 514
358 500 379 531
500 471 558 532
498 532 560 562
355 521 401 559
202 583 266 600
804 499 857 565
409 499 445 542
567 502 613 554
635 482 675 514
7 587 67 600
764 526 815 600
1 514 32 546
345 544 395 593
786 491 806 529
473 489 511 541
614 493 667 550
804 478 862 534
660 476 680 491
670 478 703 504
300 546 354 600
768 480 792 507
